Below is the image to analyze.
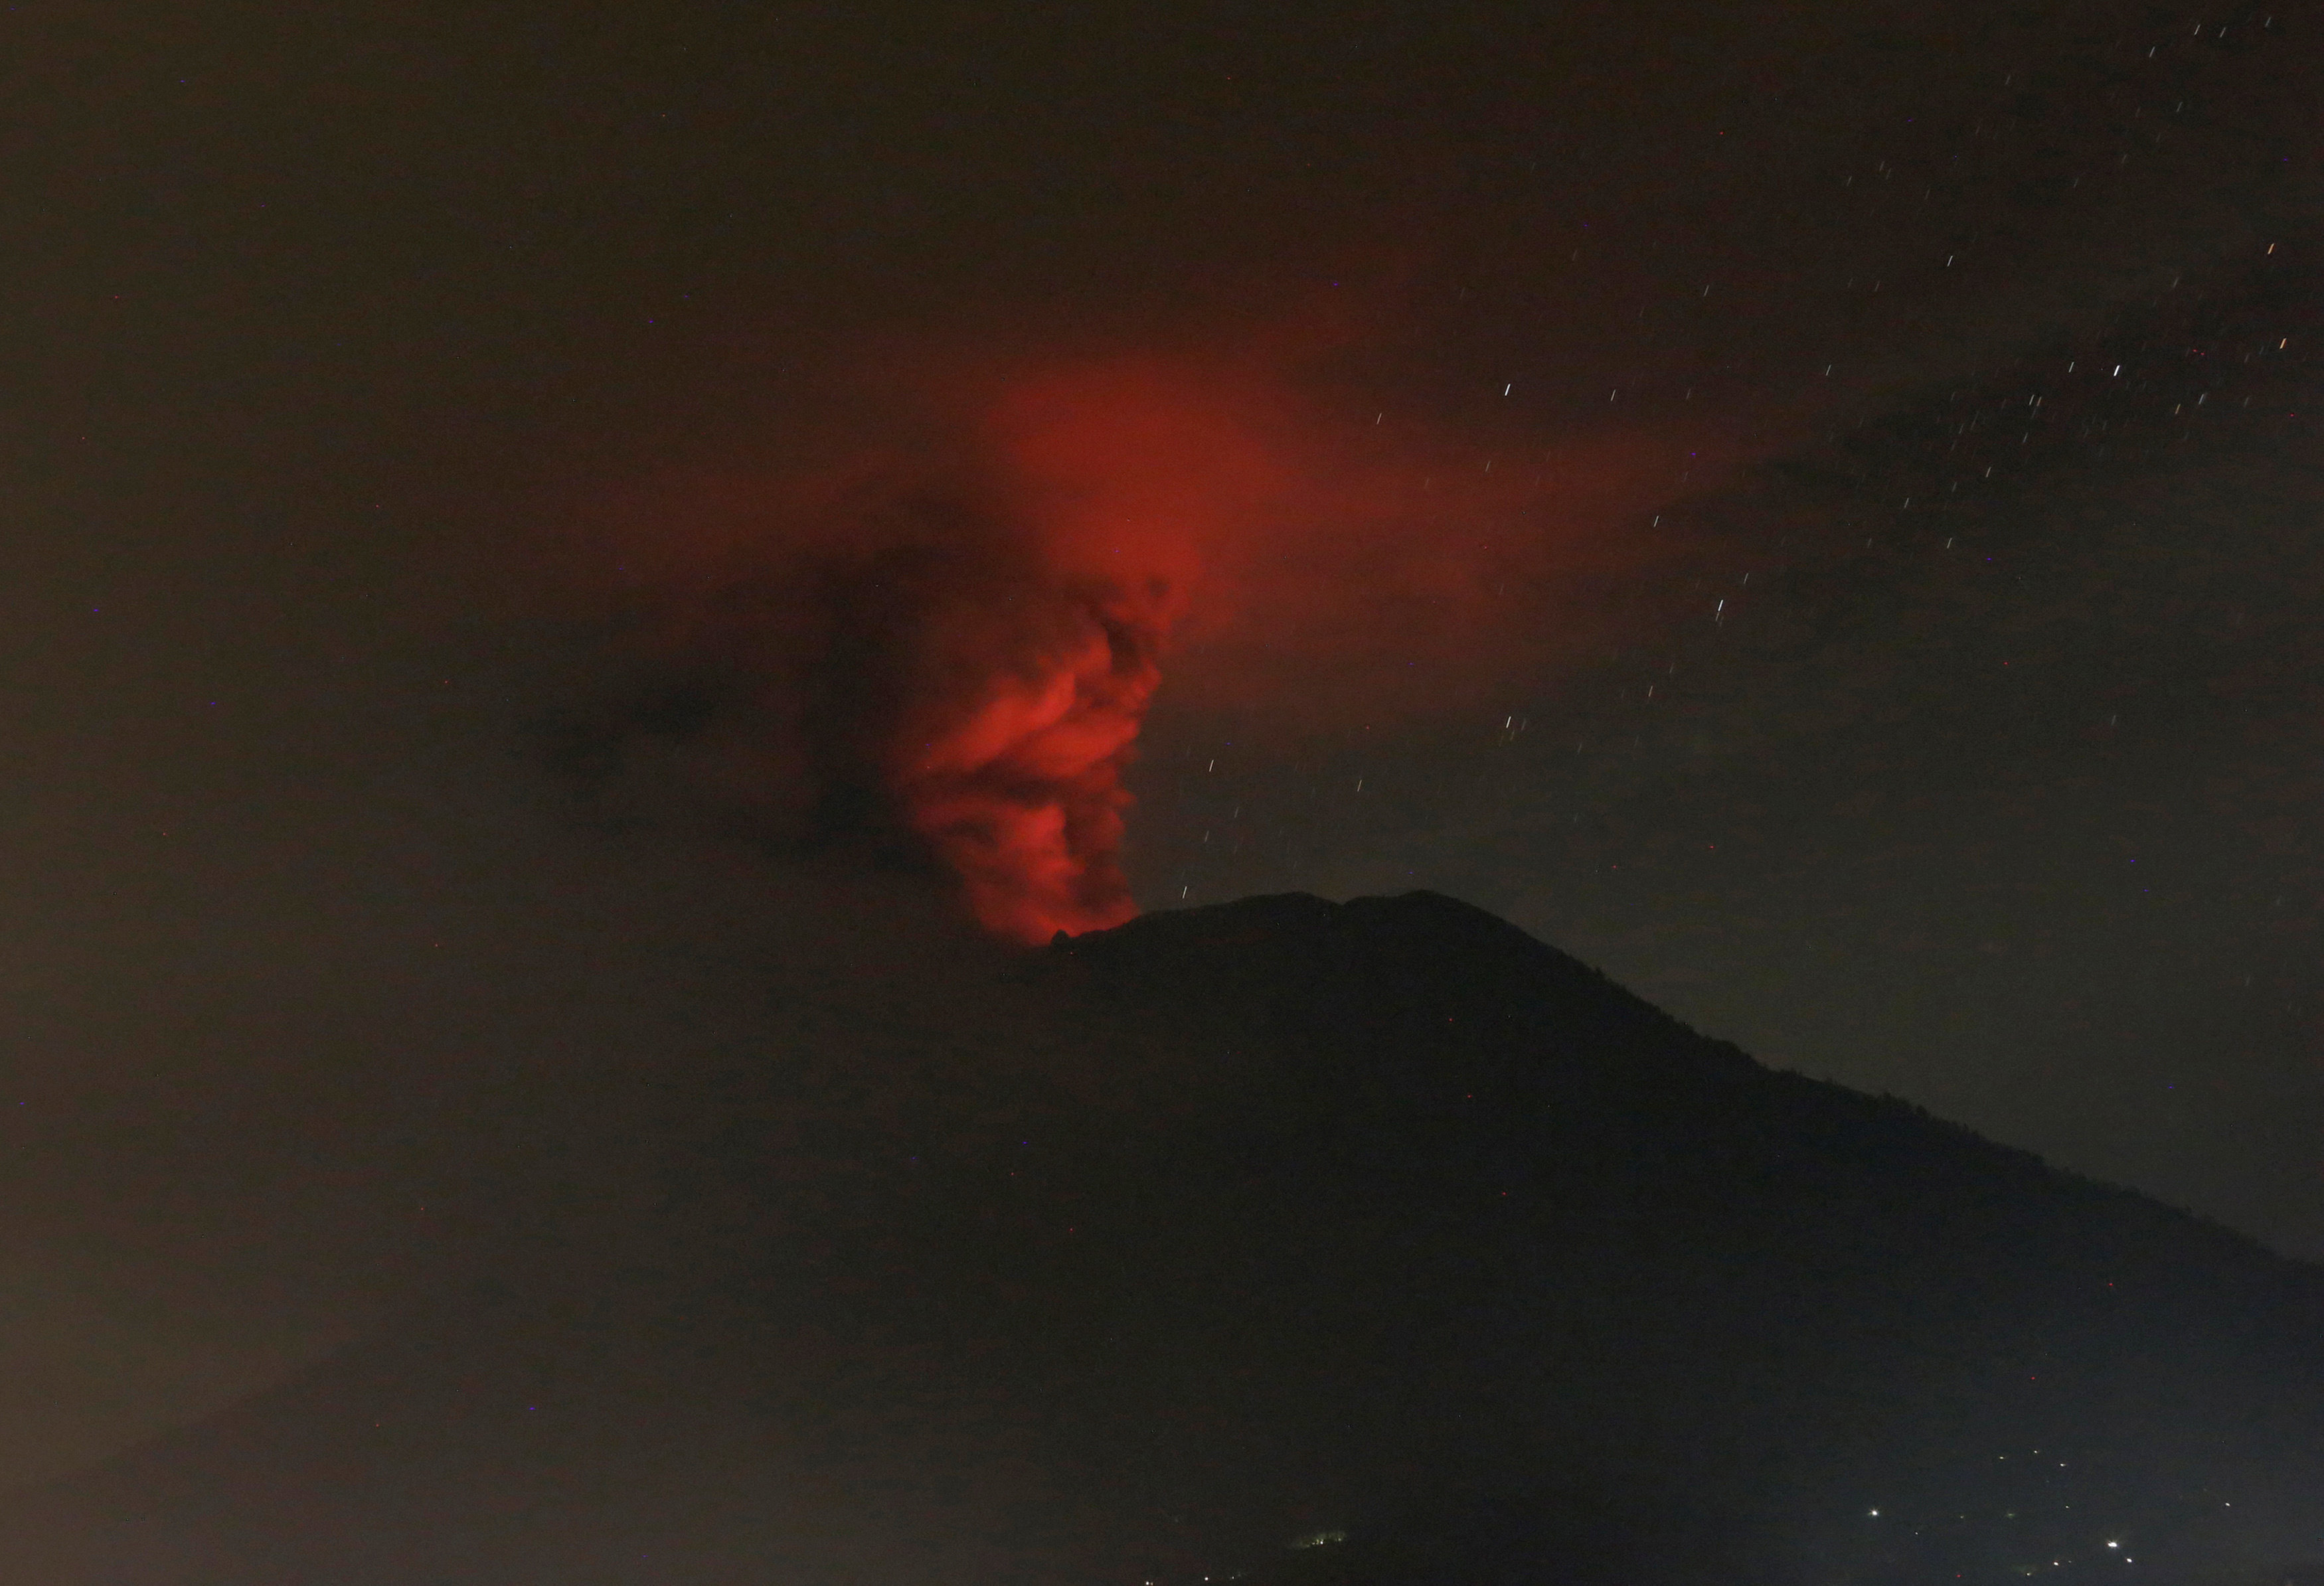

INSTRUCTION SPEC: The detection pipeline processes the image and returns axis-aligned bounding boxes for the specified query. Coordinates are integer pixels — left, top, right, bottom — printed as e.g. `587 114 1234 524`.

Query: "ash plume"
548 340 1694 942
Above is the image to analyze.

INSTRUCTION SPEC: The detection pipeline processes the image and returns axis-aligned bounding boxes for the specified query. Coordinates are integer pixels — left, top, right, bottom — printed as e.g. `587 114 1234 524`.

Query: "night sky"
4 0 2319 1504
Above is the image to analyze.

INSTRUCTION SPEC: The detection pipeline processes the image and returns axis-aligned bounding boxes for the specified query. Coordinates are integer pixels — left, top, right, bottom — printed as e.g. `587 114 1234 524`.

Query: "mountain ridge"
2 890 2317 1585
1056 892 2308 1284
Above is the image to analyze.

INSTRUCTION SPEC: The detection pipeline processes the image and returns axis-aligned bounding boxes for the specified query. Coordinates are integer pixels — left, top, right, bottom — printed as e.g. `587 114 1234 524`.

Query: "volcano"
6 892 2320 1585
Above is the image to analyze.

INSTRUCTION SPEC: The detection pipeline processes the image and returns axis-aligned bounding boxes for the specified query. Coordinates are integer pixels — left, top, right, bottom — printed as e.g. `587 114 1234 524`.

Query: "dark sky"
3 0 2319 1498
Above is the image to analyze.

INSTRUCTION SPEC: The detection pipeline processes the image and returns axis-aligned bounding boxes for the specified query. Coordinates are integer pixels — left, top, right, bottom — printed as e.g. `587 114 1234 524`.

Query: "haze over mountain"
9 0 2322 1517
5 892 2317 1585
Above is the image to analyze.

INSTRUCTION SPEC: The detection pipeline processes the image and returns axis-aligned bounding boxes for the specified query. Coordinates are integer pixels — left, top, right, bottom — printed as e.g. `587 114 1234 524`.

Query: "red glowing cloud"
867 358 1276 941
554 333 1702 944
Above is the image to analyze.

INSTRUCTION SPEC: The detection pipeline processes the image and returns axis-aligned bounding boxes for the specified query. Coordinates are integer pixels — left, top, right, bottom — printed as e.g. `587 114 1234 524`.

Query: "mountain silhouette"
4 892 2318 1585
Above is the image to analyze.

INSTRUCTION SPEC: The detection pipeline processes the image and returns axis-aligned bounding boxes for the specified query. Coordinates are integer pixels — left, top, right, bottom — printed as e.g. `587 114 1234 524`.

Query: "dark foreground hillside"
4 892 2319 1585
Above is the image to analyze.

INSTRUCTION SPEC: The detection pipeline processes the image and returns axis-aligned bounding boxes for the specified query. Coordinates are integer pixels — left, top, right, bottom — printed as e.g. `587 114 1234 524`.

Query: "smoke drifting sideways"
550 341 1697 944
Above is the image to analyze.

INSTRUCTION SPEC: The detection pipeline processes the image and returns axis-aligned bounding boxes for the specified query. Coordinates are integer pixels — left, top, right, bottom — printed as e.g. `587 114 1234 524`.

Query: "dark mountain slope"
3 892 2317 1585
1033 894 2324 1581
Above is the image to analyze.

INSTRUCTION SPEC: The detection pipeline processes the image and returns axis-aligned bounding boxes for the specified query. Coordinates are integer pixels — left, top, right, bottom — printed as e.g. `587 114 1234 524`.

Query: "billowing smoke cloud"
550 335 1701 943
835 495 1172 944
